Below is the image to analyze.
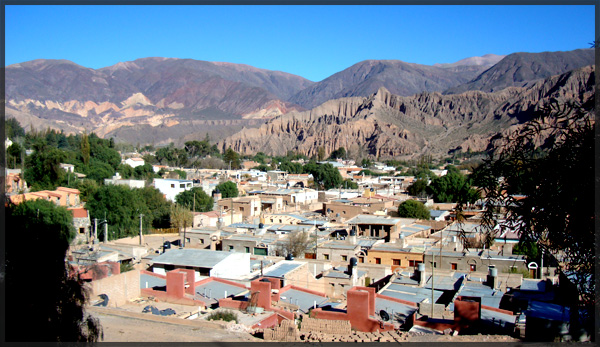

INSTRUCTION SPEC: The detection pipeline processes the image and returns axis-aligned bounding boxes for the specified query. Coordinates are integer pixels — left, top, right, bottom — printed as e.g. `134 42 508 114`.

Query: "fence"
148 227 179 235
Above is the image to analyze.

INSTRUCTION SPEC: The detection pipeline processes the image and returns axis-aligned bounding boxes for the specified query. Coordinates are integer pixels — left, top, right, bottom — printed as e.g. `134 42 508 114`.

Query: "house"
148 248 251 280
221 233 280 256
323 194 396 221
315 240 361 262
218 196 262 219
5 172 27 195
68 207 92 242
346 215 415 242
123 157 145 168
153 178 193 202
366 243 424 269
261 260 326 293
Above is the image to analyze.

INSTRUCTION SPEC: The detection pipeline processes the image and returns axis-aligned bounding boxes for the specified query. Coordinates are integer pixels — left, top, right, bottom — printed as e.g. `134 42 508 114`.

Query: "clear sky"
5 4 596 82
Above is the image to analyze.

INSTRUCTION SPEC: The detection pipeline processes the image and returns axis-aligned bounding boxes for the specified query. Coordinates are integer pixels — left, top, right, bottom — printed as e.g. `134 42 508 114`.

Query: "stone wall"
263 319 300 341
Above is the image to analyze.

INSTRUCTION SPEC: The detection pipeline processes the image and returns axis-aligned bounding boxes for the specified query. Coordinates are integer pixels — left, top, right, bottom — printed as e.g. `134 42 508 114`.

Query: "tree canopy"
472 99 595 311
175 187 214 212
397 200 431 220
427 166 479 203
5 199 103 341
215 181 239 198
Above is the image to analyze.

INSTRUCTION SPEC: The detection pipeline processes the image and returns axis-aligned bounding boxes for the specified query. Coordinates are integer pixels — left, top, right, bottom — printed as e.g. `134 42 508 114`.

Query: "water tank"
349 229 356 236
349 257 358 267
258 223 264 229
163 241 171 249
488 265 498 277
417 263 425 272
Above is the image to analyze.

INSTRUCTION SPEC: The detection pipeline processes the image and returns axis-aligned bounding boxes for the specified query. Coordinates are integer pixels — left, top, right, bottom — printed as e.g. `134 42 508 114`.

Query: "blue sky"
5 5 596 82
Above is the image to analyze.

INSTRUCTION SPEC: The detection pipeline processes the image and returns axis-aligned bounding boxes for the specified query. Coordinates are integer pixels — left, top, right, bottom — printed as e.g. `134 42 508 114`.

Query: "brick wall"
299 317 351 334
89 269 140 307
263 319 300 341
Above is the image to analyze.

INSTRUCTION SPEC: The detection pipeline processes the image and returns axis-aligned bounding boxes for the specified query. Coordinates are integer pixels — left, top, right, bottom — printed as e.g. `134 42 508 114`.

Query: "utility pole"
431 261 435 318
93 218 98 245
139 214 144 246
193 192 196 213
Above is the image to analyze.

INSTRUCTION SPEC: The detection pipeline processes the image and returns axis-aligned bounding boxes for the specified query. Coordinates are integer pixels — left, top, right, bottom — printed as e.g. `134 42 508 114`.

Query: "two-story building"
153 178 194 202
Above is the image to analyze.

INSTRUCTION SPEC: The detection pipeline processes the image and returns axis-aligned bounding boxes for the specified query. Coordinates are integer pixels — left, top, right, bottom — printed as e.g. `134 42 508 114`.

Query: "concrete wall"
283 264 326 294
89 269 140 308
367 249 424 268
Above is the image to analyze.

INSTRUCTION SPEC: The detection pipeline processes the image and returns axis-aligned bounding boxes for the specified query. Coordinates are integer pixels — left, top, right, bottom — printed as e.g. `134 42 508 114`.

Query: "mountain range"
4 48 595 158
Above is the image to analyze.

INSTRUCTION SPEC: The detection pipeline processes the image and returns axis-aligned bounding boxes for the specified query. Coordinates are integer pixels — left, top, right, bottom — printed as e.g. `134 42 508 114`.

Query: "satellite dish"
379 310 390 321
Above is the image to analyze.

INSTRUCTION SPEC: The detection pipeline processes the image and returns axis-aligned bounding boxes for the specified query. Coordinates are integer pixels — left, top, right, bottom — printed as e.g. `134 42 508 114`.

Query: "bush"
206 310 238 323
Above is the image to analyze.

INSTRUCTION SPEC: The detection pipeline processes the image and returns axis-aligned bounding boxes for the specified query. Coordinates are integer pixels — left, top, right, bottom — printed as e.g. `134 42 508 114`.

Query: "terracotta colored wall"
252 313 279 329
454 296 481 325
166 271 186 299
218 298 246 310
250 279 272 310
367 250 424 268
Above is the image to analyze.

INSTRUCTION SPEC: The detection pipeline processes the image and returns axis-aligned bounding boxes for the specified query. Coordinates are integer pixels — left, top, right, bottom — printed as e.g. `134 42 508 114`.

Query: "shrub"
206 310 238 323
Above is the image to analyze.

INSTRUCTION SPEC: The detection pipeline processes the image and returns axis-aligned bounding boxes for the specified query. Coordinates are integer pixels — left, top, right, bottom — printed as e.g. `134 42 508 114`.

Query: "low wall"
89 269 140 307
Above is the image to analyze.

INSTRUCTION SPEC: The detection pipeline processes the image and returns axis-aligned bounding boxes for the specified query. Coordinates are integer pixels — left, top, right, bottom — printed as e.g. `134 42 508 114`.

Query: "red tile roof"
68 207 89 219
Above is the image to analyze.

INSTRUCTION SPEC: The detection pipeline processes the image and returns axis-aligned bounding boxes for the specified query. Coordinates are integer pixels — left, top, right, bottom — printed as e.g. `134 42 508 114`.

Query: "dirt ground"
89 308 261 342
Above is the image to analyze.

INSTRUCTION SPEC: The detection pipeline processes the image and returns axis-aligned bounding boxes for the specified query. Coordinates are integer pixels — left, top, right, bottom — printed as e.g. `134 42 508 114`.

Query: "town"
4 123 590 343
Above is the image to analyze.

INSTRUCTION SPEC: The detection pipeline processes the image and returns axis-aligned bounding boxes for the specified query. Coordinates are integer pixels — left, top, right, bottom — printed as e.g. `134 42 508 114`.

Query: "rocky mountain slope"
5 49 593 149
288 59 491 110
218 65 595 159
444 49 595 94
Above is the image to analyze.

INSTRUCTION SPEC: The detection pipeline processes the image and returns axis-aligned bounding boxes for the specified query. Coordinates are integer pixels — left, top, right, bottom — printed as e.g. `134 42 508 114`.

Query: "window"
171 184 175 188
199 239 204 244
470 264 476 272
239 207 244 212
359 257 364 263
375 258 381 264
393 259 400 266
433 262 437 268
245 247 250 253
451 263 457 270
409 260 416 267
324 254 330 260
79 227 85 234
229 245 234 251
180 184 185 188
341 255 348 261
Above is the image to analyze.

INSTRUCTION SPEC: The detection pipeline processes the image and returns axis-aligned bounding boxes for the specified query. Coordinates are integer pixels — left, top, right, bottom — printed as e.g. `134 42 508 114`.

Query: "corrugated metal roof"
280 288 329 313
151 249 233 268
346 215 408 225
140 274 166 289
263 261 304 278
520 279 547 292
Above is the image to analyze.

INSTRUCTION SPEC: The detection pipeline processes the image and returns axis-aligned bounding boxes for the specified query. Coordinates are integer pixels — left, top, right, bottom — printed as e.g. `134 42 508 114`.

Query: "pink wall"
252 313 279 329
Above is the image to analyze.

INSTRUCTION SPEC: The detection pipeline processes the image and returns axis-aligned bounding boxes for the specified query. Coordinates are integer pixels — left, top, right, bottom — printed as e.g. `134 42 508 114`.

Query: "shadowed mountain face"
217 66 595 159
444 49 595 94
287 59 491 110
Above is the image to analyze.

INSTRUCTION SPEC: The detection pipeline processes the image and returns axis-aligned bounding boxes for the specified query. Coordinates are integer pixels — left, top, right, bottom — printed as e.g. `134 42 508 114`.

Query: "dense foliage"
175 187 214 212
472 99 595 313
215 181 239 198
5 200 103 341
397 199 431 220
427 166 479 203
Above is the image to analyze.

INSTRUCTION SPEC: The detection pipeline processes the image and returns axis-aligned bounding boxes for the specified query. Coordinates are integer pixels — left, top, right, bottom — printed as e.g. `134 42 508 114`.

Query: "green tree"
472 99 594 309
5 117 26 139
135 186 173 229
6 142 23 169
397 200 431 219
170 204 193 232
305 163 343 190
279 160 303 174
253 152 267 164
427 166 479 203
86 185 150 238
223 147 241 169
24 139 66 191
175 187 214 212
6 199 103 341
328 147 346 160
317 146 326 161
117 164 135 179
133 163 159 181
407 178 428 197
215 181 239 198
343 179 358 189
80 132 90 165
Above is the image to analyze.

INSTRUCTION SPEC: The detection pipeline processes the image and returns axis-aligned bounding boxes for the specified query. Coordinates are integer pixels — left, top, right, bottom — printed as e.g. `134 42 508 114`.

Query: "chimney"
487 265 498 289
399 233 407 248
416 263 426 286
349 228 357 245
348 257 358 286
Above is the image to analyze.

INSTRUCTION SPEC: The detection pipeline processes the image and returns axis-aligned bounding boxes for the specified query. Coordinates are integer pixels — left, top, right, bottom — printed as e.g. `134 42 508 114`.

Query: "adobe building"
346 215 416 242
